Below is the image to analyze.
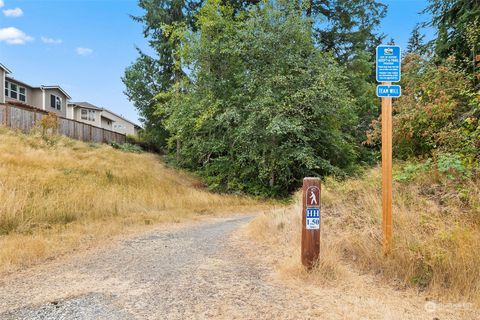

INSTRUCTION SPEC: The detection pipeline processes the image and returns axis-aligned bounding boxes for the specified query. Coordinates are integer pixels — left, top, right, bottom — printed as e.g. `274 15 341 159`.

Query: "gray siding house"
1 62 140 136
68 102 141 136
2 64 71 117
67 102 103 128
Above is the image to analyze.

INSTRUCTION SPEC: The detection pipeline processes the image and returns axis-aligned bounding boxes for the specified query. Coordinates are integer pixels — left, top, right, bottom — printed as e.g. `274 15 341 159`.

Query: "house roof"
5 75 72 100
70 101 142 128
69 101 103 111
100 108 141 127
0 63 12 74
5 76 35 89
41 86 72 100
100 113 115 121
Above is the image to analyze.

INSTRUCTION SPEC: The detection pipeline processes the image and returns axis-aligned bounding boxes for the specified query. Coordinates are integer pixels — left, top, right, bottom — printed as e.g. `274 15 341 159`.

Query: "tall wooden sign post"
301 177 321 268
381 84 393 254
376 46 401 255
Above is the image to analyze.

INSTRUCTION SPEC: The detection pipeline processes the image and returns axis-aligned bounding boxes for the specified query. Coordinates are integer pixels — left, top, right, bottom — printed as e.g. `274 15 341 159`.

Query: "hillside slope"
0 128 260 273
248 167 480 304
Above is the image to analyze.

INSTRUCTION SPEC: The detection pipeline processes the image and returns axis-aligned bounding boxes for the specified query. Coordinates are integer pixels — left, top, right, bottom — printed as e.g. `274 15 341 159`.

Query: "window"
5 81 26 102
113 124 126 130
19 87 26 102
80 109 95 121
50 94 62 110
10 83 17 99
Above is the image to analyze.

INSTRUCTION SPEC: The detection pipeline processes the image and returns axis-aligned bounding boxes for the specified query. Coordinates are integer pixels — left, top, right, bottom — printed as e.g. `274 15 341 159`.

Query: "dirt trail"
0 216 477 319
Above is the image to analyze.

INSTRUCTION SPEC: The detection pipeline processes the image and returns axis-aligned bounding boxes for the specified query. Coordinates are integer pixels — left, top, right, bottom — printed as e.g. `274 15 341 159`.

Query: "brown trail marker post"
376 45 401 255
301 177 321 268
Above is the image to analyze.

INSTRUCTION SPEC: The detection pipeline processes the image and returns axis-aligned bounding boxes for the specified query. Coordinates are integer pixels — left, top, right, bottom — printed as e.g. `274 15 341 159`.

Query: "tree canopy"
156 0 356 196
124 0 480 197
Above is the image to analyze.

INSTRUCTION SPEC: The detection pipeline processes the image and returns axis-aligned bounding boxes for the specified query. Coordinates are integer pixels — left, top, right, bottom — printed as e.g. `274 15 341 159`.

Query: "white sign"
306 208 320 230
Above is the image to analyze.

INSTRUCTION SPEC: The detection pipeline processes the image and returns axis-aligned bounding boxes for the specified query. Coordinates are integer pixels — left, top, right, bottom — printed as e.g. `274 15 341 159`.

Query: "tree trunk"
176 139 181 162
269 171 275 188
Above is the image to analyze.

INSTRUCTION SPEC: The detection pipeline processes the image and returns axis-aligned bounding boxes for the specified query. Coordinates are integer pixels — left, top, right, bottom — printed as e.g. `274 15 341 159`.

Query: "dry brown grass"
247 166 480 303
0 127 263 273
247 201 348 286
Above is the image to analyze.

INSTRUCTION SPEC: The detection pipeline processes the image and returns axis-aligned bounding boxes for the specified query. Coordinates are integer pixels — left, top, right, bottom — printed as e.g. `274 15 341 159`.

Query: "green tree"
123 52 169 147
423 0 480 74
309 0 387 63
407 24 425 54
367 55 479 162
122 0 203 148
307 0 387 164
158 0 357 196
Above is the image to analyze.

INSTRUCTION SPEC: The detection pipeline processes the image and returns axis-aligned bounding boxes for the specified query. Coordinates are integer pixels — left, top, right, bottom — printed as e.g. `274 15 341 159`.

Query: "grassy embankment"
248 166 480 303
0 127 262 273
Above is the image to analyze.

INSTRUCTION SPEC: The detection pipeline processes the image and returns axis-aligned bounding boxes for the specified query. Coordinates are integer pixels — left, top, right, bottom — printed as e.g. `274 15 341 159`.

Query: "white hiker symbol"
309 190 317 205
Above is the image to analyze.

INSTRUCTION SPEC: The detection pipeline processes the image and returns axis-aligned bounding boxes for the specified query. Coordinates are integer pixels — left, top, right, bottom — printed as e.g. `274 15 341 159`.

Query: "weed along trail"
0 213 477 320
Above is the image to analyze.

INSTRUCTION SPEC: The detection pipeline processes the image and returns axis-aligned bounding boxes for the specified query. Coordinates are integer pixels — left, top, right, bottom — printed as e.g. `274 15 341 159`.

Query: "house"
99 108 141 136
1 63 71 117
1 62 141 136
68 102 141 136
67 102 102 128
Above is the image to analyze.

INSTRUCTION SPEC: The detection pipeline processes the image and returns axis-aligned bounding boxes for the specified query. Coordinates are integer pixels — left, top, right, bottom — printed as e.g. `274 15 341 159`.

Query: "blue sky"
0 0 432 124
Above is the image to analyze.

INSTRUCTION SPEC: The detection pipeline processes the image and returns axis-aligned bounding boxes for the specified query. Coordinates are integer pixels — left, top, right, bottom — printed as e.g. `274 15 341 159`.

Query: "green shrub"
436 153 469 179
108 141 143 153
368 55 479 166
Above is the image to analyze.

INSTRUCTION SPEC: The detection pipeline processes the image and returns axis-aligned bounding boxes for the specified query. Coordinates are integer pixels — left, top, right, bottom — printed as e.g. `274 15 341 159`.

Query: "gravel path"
0 215 478 319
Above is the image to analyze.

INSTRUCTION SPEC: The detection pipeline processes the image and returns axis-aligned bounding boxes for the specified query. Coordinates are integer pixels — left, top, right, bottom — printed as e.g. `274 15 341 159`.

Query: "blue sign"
306 208 320 230
377 85 401 98
376 45 401 82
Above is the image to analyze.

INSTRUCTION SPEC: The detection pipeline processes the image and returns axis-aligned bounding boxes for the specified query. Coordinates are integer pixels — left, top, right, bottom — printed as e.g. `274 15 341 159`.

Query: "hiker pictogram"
309 190 317 205
306 186 320 207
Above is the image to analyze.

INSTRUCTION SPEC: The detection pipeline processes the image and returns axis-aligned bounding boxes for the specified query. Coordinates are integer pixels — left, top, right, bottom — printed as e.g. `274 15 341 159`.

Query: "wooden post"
301 177 321 268
381 82 393 255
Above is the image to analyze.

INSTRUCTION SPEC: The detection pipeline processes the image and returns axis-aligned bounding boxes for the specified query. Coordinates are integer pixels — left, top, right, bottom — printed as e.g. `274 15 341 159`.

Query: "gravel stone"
0 215 478 319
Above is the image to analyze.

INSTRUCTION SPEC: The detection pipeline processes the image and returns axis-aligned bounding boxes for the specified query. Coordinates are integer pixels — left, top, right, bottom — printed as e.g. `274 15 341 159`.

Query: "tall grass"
0 128 260 272
247 166 480 303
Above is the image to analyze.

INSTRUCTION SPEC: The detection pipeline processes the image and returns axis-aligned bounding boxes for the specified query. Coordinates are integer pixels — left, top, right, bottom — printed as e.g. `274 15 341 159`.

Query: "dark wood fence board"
0 105 5 125
0 104 126 144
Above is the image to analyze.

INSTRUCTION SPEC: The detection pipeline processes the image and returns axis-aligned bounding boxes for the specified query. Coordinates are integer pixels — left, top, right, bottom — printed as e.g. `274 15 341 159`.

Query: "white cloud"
76 47 93 56
0 27 33 45
0 1 4 8
41 36 62 45
3 7 23 17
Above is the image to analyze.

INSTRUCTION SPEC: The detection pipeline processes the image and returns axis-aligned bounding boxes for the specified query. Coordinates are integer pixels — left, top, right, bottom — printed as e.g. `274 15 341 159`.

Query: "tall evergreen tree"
306 0 388 164
423 0 480 70
308 0 387 63
123 0 266 148
407 24 425 54
122 0 203 148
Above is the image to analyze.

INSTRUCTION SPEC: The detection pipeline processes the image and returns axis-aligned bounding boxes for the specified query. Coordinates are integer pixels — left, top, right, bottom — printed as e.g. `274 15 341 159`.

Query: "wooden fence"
0 103 126 144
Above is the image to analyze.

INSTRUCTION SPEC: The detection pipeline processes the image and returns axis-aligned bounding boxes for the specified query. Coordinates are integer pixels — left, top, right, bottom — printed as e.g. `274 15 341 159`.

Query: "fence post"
302 177 321 269
5 104 10 127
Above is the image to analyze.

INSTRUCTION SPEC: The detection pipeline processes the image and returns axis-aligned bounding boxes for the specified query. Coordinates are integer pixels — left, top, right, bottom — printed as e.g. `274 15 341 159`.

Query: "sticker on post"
306 207 320 230
306 186 320 207
377 85 401 97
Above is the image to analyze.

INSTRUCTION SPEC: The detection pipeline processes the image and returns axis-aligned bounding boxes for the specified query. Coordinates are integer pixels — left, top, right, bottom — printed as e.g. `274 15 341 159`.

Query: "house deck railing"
0 103 126 144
